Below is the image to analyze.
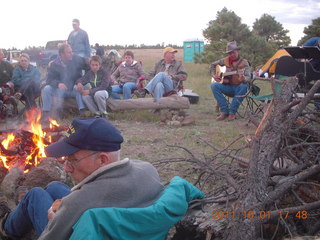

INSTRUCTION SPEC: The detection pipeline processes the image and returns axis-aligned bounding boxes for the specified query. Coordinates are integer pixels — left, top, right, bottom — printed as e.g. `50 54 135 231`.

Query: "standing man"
67 19 91 59
210 41 251 121
137 47 187 100
0 49 13 86
41 43 88 122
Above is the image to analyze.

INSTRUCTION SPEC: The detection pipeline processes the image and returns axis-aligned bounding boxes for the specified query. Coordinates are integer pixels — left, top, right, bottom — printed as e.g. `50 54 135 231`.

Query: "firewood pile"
155 79 320 240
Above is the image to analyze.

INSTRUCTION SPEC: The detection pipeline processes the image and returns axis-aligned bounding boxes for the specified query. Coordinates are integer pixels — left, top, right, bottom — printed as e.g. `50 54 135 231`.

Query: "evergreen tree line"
195 7 320 69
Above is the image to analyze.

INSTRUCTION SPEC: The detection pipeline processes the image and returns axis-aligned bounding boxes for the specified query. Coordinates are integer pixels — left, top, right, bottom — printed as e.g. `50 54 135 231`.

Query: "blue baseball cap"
45 118 124 158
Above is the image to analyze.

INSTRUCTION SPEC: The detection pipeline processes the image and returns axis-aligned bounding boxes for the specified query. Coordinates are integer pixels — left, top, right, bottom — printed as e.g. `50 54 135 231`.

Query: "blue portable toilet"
183 39 204 62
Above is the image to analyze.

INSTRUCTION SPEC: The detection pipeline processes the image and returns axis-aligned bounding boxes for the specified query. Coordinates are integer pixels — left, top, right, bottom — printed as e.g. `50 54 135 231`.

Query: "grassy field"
103 48 259 182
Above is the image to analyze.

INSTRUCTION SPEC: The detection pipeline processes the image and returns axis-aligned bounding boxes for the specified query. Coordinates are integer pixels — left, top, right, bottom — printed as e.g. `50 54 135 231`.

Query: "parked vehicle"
5 50 21 66
35 40 66 67
5 50 36 67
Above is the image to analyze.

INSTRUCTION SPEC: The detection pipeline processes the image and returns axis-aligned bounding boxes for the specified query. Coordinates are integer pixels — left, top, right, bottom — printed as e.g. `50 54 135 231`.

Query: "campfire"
0 109 67 173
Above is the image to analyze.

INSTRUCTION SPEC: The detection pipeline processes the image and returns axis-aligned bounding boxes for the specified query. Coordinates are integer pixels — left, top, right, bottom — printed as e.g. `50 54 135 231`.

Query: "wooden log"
106 95 190 112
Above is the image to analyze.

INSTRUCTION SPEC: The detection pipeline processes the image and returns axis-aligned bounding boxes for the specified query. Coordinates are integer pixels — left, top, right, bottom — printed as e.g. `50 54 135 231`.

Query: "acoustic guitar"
211 65 244 84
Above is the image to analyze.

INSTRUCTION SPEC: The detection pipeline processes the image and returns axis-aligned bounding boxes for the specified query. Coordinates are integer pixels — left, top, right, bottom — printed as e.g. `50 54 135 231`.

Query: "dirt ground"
0 94 257 185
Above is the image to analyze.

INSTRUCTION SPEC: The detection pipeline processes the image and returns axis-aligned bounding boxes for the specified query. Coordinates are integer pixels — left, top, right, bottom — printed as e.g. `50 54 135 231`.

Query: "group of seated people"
0 44 188 122
1 37 319 123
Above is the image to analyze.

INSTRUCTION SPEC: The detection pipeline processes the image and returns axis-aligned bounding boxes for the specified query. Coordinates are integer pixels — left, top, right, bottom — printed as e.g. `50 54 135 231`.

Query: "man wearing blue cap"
0 118 164 239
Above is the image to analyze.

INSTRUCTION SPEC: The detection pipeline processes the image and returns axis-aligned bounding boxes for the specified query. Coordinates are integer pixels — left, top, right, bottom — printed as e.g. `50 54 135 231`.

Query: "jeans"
4 181 71 238
211 82 248 115
145 72 174 100
82 90 109 114
111 82 137 100
42 85 85 111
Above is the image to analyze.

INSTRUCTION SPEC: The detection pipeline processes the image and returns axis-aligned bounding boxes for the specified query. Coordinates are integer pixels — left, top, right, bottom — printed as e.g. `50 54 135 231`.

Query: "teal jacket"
12 65 40 88
70 176 204 240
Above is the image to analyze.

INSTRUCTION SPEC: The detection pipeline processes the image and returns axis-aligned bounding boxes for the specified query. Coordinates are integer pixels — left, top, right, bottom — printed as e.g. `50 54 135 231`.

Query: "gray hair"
20 53 30 61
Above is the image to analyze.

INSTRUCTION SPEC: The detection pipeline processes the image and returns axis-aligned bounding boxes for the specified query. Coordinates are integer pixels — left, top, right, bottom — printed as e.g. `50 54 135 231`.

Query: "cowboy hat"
225 41 241 53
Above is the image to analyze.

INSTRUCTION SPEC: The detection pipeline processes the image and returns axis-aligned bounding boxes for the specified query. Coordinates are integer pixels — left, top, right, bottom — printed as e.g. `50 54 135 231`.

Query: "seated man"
210 41 251 121
12 53 41 110
137 47 187 100
41 43 88 122
0 118 164 239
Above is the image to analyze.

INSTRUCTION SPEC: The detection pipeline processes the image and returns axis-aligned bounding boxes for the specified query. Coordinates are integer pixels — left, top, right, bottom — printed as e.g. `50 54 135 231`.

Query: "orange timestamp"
212 210 308 220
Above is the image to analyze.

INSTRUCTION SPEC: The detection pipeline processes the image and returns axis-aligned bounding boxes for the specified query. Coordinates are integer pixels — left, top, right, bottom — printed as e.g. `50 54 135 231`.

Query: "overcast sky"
1 0 319 49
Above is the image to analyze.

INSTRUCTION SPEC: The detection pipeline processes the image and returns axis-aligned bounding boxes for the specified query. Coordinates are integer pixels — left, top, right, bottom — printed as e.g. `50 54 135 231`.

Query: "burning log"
0 109 68 173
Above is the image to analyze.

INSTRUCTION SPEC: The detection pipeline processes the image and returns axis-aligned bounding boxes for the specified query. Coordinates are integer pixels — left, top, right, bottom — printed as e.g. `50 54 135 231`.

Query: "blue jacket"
68 29 91 58
12 65 40 88
70 176 204 240
303 37 320 47
46 55 88 91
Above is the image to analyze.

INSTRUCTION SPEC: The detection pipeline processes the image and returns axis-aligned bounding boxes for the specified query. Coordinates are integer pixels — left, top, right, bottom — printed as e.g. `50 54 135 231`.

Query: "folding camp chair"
246 56 298 116
163 78 186 97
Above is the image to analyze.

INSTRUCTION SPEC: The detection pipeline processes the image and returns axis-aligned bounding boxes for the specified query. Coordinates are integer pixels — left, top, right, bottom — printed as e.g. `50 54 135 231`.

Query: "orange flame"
25 109 47 161
0 134 15 168
0 109 60 172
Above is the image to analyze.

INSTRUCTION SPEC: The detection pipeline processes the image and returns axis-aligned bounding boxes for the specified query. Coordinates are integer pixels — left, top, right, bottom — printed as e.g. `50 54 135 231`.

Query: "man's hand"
211 74 221 83
48 199 62 220
77 83 83 92
58 83 67 91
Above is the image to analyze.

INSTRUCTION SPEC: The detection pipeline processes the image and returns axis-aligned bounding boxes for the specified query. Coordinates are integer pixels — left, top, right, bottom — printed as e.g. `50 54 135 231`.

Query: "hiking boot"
228 114 236 121
135 88 147 98
216 113 228 121
15 186 29 205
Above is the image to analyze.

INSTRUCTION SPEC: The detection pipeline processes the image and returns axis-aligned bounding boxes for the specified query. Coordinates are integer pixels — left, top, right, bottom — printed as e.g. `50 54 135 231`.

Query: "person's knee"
45 181 65 191
94 91 107 100
211 82 221 91
26 187 46 201
238 84 248 94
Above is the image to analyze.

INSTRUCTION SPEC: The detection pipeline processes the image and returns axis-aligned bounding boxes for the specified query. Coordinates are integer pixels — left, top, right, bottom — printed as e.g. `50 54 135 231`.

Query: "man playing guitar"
210 41 251 121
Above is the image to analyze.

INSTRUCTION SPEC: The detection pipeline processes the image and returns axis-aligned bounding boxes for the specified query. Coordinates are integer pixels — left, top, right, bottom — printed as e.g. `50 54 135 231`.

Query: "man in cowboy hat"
210 41 251 121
